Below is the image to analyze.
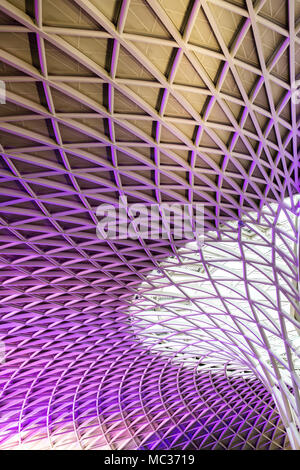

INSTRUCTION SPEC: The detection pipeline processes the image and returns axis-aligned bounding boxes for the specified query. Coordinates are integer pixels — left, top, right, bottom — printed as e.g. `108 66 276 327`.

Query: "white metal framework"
130 196 300 447
0 0 299 450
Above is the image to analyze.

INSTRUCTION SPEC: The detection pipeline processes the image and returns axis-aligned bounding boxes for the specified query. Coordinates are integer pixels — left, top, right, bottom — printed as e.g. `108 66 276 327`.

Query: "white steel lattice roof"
0 0 299 451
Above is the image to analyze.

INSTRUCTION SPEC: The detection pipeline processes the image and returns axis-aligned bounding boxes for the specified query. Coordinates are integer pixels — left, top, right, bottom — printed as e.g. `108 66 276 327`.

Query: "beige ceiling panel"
43 0 102 29
124 0 171 38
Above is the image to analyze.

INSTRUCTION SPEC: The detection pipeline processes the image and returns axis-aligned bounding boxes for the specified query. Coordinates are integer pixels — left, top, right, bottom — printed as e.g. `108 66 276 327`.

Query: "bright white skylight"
130 197 300 388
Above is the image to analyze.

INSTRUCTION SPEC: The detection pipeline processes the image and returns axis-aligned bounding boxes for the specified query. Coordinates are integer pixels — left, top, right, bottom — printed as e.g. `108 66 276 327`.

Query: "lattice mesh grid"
130 196 300 447
0 0 299 450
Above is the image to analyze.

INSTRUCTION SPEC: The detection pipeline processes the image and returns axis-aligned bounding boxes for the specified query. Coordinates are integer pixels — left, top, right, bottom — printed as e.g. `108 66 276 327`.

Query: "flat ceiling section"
0 0 299 224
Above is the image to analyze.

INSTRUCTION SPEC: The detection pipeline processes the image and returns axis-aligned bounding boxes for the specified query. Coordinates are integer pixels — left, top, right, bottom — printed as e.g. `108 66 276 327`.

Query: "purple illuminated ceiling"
0 0 299 450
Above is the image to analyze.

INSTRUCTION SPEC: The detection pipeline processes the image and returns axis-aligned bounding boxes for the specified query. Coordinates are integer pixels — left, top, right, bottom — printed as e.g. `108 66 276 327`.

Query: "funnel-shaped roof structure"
0 0 299 450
